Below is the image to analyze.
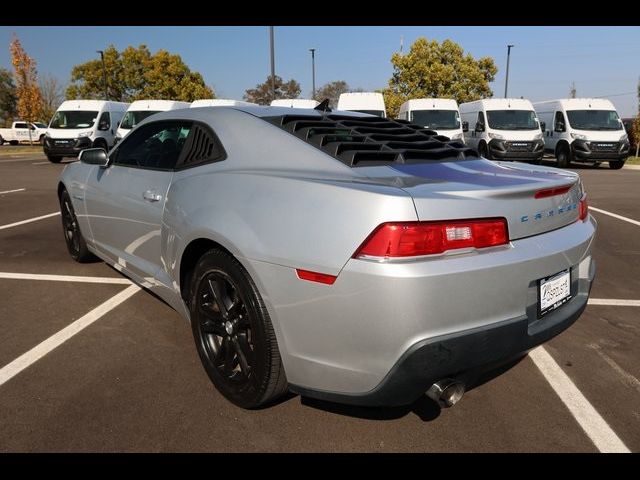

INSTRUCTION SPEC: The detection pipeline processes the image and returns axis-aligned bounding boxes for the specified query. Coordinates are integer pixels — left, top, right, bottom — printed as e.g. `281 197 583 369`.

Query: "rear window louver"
266 113 475 167
181 124 221 166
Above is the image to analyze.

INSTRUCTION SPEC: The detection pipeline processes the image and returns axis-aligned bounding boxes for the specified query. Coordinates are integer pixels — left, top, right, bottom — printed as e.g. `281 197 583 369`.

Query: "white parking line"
0 284 140 388
31 161 49 165
590 207 640 227
0 272 131 284
0 188 25 195
0 212 59 231
529 346 630 453
588 298 640 307
588 343 640 394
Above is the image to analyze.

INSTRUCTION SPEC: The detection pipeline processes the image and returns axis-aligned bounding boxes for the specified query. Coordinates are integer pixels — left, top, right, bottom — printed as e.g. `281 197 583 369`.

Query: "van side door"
548 111 566 151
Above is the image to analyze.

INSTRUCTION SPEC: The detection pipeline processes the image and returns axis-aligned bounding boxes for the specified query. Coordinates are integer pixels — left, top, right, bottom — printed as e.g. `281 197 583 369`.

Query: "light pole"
97 50 107 100
309 48 316 100
504 44 514 98
269 27 276 102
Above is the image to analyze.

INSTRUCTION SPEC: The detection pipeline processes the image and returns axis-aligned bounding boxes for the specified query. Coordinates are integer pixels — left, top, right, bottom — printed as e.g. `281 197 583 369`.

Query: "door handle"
143 190 162 202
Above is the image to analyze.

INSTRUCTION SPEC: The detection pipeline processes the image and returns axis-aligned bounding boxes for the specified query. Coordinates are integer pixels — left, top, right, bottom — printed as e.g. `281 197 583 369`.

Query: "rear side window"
14 123 28 129
113 121 192 171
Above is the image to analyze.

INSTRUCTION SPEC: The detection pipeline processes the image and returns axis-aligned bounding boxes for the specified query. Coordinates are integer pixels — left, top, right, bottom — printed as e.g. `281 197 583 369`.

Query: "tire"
609 160 625 170
47 155 63 163
556 144 571 168
479 142 491 160
59 190 94 262
39 134 45 145
0 136 4 145
189 249 288 409
93 138 108 151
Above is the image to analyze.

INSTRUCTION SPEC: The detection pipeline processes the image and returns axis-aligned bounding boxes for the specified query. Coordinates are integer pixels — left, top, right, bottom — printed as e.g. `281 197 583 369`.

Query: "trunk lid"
378 159 583 240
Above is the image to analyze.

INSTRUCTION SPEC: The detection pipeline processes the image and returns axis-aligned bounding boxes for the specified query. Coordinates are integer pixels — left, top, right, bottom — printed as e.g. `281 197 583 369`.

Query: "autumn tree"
243 75 301 105
0 67 17 127
39 74 64 124
66 45 214 102
315 80 349 109
382 38 498 118
10 35 44 144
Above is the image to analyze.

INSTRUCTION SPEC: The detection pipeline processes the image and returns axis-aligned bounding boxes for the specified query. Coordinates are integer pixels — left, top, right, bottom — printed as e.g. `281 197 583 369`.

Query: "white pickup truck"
0 121 49 145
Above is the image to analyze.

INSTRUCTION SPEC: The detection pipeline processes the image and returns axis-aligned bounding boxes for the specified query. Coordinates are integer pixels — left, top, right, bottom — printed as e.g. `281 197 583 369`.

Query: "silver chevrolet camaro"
57 105 596 409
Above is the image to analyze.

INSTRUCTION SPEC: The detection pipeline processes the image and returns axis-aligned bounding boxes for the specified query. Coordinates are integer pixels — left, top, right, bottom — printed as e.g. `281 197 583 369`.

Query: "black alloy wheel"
190 250 287 409
59 190 92 262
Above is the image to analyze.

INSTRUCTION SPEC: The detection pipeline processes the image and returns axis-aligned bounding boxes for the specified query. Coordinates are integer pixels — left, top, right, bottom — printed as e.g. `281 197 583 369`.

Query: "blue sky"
1 26 638 116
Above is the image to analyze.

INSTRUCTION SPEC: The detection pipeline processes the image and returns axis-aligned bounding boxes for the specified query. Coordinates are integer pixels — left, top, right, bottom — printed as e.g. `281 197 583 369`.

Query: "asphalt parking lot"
0 149 638 452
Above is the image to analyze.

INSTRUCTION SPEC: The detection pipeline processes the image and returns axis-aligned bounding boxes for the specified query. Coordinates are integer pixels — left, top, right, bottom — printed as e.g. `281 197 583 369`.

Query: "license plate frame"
537 269 571 318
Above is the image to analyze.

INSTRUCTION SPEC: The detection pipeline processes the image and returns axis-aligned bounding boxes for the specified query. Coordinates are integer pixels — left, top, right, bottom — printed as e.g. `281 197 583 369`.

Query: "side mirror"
475 122 485 132
79 148 109 167
462 121 469 133
98 121 110 131
554 122 565 133
540 121 546 132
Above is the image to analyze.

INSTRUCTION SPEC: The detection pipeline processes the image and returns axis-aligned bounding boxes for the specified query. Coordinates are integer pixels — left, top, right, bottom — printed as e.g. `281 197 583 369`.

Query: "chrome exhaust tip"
426 379 465 408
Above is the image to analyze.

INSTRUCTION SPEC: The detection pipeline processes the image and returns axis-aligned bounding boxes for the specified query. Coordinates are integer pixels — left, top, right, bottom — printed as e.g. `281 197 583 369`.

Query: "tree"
243 75 301 105
66 45 214 102
315 80 349 109
39 74 64 124
382 37 498 118
0 67 17 127
10 35 44 144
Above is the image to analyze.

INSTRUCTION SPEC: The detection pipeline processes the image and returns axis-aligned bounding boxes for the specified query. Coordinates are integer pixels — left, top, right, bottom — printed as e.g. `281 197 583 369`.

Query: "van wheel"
556 145 571 168
609 160 624 170
39 134 45 145
93 138 108 151
47 155 63 164
479 143 491 160
189 249 288 409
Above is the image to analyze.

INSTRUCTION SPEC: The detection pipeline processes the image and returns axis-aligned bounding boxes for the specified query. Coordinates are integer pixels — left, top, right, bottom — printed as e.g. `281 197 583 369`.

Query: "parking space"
0 153 638 452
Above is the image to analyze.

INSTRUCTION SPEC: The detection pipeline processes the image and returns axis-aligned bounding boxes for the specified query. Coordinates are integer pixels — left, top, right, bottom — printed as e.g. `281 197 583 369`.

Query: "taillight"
353 218 509 259
579 194 588 221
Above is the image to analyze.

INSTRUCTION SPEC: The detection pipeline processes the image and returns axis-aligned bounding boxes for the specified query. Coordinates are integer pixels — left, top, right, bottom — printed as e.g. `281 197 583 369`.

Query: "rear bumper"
291 266 594 406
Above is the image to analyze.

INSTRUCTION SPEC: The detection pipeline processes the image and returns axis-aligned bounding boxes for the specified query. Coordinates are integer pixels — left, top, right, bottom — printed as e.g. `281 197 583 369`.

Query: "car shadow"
297 354 527 422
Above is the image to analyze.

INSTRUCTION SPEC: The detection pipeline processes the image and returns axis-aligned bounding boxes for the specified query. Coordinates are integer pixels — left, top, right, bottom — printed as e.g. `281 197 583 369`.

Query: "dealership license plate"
538 269 571 317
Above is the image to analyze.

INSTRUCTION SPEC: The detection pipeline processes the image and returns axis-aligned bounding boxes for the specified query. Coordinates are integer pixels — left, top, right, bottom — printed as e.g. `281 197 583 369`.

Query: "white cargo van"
337 92 386 117
533 98 630 169
270 99 319 108
116 100 191 142
44 100 129 163
459 98 544 163
398 98 465 141
191 99 257 108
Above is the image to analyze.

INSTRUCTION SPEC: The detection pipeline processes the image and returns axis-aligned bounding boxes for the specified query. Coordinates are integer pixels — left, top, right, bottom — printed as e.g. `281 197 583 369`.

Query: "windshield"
33 122 47 129
352 109 385 117
50 110 99 129
486 110 538 130
566 110 622 131
411 109 460 129
119 110 162 130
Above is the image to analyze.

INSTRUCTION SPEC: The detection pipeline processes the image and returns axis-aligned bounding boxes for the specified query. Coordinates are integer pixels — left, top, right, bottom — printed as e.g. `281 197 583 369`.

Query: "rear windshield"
486 110 538 130
119 110 162 130
566 110 622 131
411 110 460 130
50 111 99 129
